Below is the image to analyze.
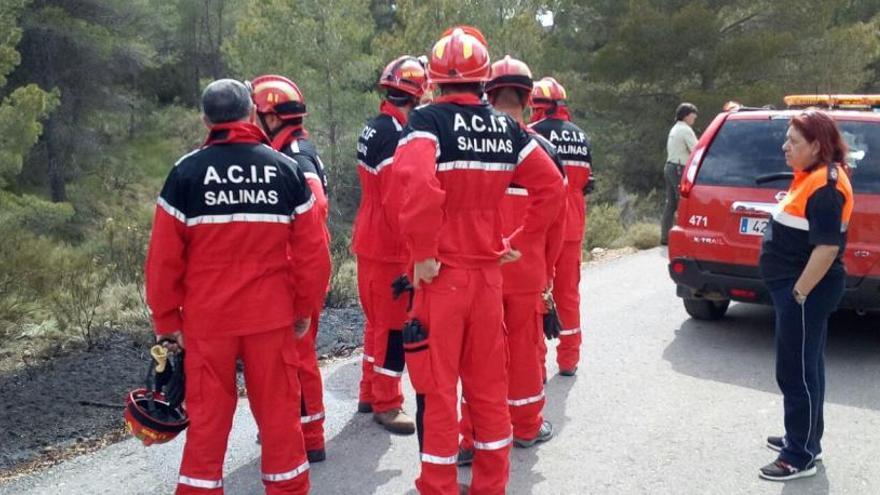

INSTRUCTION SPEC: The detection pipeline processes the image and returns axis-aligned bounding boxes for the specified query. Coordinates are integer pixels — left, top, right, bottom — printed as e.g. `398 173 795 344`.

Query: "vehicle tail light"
672 261 686 275
679 147 705 198
679 112 728 198
730 288 756 299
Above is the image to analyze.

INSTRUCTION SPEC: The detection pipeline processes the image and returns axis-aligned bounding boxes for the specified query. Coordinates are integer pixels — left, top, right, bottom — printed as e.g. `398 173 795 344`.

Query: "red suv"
668 95 880 320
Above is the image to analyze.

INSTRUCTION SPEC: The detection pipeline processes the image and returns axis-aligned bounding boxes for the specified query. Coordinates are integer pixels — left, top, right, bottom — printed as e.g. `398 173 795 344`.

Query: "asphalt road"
2 248 878 494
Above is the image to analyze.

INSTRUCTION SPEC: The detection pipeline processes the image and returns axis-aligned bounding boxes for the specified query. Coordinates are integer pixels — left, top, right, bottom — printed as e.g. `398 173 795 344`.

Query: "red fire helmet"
485 55 534 95
530 76 568 109
124 389 189 446
251 75 307 119
379 55 429 98
428 27 491 85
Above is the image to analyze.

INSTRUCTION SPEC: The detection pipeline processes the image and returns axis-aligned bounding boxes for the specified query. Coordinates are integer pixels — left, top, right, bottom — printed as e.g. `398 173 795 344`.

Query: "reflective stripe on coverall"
393 93 564 494
354 101 411 412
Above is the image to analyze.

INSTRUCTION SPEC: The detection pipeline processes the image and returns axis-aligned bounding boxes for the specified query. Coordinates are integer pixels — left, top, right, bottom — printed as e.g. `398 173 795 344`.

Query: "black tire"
683 298 730 320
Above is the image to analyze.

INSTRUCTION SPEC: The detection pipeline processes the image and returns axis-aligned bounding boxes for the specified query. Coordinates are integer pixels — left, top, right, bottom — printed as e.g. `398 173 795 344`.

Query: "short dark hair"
675 102 698 121
439 82 483 97
202 79 253 124
488 87 529 108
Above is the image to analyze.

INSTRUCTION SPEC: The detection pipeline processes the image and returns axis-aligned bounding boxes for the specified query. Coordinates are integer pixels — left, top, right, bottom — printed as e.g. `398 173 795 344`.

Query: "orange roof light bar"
722 101 742 112
784 94 880 109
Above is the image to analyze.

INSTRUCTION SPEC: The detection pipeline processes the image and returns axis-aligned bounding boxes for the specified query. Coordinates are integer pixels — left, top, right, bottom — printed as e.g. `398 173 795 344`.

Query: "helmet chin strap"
387 94 416 107
257 112 278 138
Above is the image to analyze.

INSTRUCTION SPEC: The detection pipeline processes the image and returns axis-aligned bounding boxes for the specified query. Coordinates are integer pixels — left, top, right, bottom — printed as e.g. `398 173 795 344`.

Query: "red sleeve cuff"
293 299 317 320
410 243 438 263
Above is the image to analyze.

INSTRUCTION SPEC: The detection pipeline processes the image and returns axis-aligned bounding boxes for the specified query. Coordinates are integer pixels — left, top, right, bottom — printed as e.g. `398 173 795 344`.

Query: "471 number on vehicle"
689 215 708 227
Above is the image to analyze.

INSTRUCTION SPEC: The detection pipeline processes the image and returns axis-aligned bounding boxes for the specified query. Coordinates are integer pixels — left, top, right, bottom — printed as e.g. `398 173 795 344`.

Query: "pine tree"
226 0 380 223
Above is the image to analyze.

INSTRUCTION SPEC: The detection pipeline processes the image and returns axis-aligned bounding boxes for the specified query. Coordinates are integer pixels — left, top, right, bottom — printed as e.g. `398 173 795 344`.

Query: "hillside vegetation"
2 0 879 365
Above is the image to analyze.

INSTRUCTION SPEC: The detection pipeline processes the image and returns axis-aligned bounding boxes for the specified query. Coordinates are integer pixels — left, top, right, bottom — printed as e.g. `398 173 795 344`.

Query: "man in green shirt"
661 102 698 245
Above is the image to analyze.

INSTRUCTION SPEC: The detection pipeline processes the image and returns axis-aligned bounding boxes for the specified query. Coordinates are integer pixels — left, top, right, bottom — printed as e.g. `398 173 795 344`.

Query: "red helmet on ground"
125 345 188 446
485 55 533 95
379 56 429 99
530 76 568 109
124 389 189 446
251 75 307 119
440 25 489 48
428 27 491 85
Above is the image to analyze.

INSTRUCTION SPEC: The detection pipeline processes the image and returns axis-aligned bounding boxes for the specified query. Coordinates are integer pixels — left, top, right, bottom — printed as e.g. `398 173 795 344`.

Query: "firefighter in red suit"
529 77 594 376
251 75 332 462
145 79 331 494
458 56 567 464
352 56 428 434
392 30 564 494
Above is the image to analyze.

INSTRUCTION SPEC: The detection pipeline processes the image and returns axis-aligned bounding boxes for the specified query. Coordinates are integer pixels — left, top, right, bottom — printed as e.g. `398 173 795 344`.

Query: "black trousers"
767 270 845 469
661 161 683 243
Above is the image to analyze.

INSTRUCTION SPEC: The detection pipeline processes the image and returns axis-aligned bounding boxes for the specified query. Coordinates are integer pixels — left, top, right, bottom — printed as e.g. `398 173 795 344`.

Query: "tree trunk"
700 67 716 92
213 0 225 79
45 116 67 202
184 9 201 105
40 33 67 202
318 10 339 170
201 0 216 79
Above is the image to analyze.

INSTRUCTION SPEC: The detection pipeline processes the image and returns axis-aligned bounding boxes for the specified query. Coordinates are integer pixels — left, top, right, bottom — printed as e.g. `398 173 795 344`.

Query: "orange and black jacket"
759 163 854 282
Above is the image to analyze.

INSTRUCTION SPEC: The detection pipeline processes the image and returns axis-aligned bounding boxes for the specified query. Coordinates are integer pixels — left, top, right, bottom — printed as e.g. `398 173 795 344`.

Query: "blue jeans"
767 270 844 469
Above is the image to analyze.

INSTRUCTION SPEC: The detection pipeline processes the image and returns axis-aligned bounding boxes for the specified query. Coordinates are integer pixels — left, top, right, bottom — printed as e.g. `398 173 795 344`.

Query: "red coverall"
460 131 566 445
530 107 592 372
394 94 564 494
352 101 411 413
272 126 332 452
145 122 331 494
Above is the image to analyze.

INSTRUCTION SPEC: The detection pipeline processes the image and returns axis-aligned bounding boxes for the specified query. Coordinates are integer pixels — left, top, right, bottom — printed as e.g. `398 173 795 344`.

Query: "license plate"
739 217 769 236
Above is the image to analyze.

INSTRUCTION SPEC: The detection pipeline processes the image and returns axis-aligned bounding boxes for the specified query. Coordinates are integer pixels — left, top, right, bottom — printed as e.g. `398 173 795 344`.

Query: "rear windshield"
696 117 880 194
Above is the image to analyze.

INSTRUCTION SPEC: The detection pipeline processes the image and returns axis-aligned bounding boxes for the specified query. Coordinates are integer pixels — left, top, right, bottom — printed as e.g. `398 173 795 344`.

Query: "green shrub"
0 228 59 333
98 209 152 286
0 297 31 340
628 190 663 224
323 228 359 308
584 203 625 251
19 319 64 340
326 256 358 308
620 221 661 250
97 282 150 329
48 251 113 349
